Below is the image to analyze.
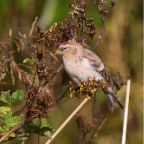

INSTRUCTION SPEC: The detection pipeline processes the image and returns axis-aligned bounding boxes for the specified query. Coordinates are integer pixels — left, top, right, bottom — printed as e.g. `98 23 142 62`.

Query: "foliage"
0 90 24 106
23 57 36 63
0 0 140 143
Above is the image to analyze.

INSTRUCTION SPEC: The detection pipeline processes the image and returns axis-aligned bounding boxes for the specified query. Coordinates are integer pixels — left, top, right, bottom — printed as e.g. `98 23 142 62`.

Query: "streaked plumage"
56 41 123 109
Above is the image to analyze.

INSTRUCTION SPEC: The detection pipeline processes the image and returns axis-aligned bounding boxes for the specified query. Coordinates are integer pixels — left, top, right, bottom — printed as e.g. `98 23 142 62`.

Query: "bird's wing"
83 49 120 89
83 48 104 71
99 66 120 89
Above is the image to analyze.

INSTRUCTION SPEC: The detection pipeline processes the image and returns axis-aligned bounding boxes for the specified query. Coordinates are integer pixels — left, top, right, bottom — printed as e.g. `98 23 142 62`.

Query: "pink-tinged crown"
61 41 68 45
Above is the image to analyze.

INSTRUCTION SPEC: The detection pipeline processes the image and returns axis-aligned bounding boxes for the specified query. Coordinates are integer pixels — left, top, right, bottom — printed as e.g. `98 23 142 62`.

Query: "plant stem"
0 117 27 143
91 20 104 50
50 96 69 108
16 104 27 116
38 63 63 93
122 80 131 144
45 98 89 144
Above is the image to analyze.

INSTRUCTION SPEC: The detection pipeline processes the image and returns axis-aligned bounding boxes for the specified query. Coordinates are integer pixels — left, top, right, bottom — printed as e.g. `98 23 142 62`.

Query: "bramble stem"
0 118 27 143
16 104 27 116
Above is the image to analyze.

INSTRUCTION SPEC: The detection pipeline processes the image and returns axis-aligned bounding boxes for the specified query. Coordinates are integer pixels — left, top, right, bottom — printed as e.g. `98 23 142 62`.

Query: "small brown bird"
56 41 123 109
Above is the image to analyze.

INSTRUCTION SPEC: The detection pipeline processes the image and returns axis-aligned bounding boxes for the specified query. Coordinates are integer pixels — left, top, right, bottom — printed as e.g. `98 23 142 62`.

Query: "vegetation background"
0 0 142 144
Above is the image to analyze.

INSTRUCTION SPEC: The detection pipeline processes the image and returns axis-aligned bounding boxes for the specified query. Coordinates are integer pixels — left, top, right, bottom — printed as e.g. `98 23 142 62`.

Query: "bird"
55 41 123 109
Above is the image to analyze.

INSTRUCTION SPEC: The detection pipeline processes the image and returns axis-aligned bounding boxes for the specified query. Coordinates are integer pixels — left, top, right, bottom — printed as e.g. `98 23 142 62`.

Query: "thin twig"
88 109 109 144
16 104 27 116
28 96 69 121
50 63 64 79
32 70 37 87
18 133 30 138
9 39 21 52
94 0 96 6
51 85 69 107
91 20 104 50
38 63 63 93
45 98 89 144
89 95 96 124
89 37 93 50
94 0 98 12
50 96 69 108
81 134 85 144
29 17 38 37
80 20 83 37
122 80 131 144
78 122 80 144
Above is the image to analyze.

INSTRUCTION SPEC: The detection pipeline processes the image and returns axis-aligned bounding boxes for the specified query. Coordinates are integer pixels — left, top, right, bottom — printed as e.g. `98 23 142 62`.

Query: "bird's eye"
63 47 67 50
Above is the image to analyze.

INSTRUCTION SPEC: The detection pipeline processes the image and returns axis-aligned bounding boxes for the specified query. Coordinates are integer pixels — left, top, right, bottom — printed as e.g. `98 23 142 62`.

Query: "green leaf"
23 57 36 63
2 125 9 132
40 118 51 129
0 107 11 115
34 118 40 126
0 90 11 105
62 85 69 94
0 90 25 106
34 127 53 137
18 135 29 140
12 109 23 117
0 106 11 122
0 111 22 140
32 57 36 62
22 119 53 137
22 120 38 132
0 126 4 132
5 111 22 127
0 73 6 80
9 132 16 138
33 118 52 129
44 131 52 138
16 131 30 140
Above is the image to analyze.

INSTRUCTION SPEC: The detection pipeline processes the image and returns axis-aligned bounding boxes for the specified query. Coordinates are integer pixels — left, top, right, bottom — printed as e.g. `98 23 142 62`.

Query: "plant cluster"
0 55 11 81
69 78 108 99
0 0 128 143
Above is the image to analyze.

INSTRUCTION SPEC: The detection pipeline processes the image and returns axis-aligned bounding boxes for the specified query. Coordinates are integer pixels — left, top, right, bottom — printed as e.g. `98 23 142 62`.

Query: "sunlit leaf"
4 111 22 127
44 131 52 138
0 107 11 115
62 85 69 94
40 118 51 129
0 90 25 106
23 57 36 63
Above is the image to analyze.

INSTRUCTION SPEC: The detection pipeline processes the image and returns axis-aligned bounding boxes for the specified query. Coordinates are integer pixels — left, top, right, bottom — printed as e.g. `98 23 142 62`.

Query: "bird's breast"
63 57 104 84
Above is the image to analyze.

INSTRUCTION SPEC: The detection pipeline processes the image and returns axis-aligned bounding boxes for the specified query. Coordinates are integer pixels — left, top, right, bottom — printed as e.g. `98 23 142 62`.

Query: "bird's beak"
55 50 62 55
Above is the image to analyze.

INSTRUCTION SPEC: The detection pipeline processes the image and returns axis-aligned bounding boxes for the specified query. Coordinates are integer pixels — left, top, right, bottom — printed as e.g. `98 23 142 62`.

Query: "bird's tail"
105 87 124 109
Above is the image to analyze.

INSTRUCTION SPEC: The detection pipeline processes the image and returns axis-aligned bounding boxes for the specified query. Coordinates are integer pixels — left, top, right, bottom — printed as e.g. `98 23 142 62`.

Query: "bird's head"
55 41 82 57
